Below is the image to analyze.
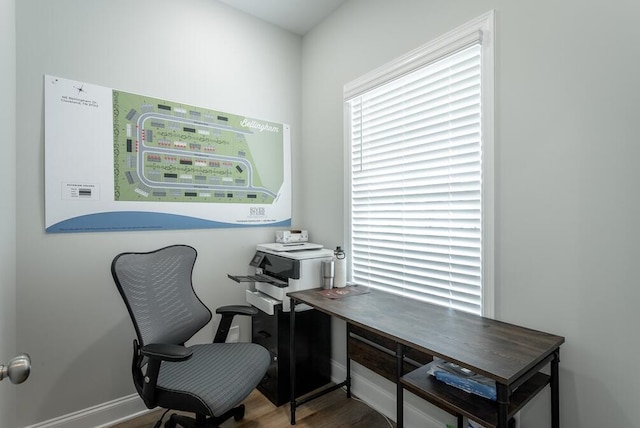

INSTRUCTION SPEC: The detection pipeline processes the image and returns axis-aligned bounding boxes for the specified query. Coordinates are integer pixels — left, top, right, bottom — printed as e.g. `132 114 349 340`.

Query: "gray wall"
0 0 17 426
15 0 302 425
301 0 640 427
11 0 640 426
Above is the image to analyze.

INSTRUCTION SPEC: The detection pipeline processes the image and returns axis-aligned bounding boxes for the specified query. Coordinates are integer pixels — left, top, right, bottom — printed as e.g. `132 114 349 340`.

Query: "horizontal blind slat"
348 43 483 315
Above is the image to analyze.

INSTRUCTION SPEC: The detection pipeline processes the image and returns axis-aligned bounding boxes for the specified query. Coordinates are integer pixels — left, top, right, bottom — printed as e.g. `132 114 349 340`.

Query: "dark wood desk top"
288 287 564 385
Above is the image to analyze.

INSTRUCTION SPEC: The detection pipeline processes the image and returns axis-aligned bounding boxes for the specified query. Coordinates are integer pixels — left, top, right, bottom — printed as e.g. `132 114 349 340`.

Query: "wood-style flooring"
109 388 395 428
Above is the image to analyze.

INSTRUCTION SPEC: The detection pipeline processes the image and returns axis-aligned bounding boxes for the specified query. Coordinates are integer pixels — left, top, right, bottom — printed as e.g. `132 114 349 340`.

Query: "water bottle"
334 246 347 288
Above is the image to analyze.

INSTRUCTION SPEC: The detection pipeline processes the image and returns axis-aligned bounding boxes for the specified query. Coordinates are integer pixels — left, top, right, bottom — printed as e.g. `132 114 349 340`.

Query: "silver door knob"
0 353 31 384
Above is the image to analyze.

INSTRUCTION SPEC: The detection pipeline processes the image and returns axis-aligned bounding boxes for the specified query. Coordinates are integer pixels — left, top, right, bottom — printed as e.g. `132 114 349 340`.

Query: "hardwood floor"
109 388 395 428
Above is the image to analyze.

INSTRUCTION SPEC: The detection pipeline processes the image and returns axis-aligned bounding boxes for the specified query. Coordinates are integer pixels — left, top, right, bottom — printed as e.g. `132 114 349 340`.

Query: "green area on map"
113 90 284 204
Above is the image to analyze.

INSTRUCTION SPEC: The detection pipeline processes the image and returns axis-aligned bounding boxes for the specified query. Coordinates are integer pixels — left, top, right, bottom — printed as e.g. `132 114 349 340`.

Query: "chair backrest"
111 245 212 346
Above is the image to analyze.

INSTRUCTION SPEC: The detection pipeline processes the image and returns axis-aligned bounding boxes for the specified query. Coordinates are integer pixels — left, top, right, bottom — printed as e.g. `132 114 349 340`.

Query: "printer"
227 243 333 406
229 242 333 314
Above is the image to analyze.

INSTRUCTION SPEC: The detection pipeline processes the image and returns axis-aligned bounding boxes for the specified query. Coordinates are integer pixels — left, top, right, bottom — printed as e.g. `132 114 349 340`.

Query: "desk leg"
496 383 509 428
396 343 404 428
289 298 297 425
346 323 352 398
551 349 560 428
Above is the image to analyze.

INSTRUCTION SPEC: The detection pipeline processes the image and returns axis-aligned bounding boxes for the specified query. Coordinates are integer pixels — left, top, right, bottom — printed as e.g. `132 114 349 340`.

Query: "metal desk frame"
288 288 564 428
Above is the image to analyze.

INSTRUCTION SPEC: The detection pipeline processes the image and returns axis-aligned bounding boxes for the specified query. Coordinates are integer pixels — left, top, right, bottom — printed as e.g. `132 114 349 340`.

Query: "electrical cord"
343 387 394 428
153 409 171 428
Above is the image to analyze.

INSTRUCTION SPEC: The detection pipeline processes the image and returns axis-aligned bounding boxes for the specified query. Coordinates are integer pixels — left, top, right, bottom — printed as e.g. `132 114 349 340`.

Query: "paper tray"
246 290 281 315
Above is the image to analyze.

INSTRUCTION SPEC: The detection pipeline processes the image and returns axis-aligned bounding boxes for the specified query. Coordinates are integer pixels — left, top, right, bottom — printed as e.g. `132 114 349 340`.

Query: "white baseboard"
23 394 152 428
26 359 451 428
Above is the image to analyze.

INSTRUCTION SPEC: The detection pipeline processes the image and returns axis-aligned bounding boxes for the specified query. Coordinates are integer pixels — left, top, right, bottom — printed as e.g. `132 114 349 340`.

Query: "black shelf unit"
252 307 331 406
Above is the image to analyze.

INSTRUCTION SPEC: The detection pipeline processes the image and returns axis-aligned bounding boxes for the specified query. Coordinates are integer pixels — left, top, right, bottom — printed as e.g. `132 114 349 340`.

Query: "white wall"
0 0 17 426
15 0 302 425
302 0 640 427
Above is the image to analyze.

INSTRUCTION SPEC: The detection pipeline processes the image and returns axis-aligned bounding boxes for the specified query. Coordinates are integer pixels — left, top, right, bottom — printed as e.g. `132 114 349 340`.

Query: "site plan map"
45 75 291 233
113 90 283 205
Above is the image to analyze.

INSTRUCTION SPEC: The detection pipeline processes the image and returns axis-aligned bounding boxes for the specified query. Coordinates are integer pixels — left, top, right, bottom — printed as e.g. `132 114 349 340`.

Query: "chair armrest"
138 343 193 406
216 305 258 317
141 343 193 362
214 305 259 343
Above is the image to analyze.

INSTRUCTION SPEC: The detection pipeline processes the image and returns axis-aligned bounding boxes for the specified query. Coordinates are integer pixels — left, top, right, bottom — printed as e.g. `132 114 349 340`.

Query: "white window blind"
347 42 485 315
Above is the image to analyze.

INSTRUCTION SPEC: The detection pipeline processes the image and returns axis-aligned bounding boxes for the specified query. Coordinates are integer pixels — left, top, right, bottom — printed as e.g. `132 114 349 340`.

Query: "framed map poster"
44 75 291 233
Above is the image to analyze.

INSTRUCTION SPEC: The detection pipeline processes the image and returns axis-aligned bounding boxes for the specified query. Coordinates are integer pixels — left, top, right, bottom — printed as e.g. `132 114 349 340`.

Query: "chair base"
163 405 245 428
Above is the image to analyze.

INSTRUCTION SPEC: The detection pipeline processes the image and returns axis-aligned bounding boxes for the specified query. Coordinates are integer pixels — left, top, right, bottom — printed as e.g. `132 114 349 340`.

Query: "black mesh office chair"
111 245 270 428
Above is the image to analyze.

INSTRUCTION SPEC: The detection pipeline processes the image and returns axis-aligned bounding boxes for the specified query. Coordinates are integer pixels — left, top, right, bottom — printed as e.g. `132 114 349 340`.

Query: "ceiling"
217 0 347 35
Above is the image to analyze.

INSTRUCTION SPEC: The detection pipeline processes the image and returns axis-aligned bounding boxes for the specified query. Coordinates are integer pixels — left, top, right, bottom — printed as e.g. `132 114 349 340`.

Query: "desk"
288 288 564 428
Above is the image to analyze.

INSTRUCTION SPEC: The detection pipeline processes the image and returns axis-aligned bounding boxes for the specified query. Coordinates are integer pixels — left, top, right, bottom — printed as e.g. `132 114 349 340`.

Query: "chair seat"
157 342 270 417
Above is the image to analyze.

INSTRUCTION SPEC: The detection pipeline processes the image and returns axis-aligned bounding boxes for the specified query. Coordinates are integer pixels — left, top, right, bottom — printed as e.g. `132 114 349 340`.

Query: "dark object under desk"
288 287 564 428
252 306 331 406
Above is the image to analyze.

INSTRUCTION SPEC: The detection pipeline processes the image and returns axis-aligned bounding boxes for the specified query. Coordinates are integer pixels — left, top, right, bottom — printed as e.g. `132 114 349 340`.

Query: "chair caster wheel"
164 416 177 428
234 404 245 421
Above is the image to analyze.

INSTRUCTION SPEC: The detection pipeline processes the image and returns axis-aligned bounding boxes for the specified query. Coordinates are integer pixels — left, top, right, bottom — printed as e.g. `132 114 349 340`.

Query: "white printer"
228 243 333 314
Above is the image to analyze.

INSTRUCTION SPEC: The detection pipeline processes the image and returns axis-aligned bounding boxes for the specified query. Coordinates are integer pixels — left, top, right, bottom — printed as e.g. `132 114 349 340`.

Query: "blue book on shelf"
433 370 497 401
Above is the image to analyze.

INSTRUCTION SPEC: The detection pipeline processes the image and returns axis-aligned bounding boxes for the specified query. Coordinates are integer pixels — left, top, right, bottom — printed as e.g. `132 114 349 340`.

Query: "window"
344 12 494 316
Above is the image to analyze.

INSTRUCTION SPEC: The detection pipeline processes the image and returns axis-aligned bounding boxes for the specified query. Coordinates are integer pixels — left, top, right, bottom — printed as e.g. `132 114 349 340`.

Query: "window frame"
343 11 495 317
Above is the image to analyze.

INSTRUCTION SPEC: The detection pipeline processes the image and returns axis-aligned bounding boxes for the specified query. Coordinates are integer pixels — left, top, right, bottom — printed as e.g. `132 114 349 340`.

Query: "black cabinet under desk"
252 306 331 406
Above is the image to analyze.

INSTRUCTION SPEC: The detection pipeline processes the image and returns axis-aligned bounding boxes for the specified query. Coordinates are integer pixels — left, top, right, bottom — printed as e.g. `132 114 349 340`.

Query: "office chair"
111 245 270 428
